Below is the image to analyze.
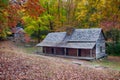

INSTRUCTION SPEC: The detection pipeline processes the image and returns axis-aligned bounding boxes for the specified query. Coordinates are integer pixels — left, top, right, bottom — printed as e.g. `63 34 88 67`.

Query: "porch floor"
36 52 95 61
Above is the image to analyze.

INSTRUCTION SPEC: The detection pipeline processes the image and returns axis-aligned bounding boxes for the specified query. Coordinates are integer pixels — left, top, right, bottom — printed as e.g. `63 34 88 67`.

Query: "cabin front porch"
42 47 96 59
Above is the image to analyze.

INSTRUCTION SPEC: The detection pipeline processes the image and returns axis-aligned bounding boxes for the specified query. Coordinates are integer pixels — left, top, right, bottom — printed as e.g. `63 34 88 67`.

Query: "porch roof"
36 42 95 49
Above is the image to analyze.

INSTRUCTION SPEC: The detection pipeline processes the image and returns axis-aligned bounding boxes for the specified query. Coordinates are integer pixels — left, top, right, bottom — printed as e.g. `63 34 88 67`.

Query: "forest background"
0 0 120 55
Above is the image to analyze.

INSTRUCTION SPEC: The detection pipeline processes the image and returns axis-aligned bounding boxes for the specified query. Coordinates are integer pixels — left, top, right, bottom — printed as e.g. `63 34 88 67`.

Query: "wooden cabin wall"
92 48 96 57
96 32 106 59
55 48 64 55
81 49 90 57
43 47 96 58
44 47 54 54
67 48 77 56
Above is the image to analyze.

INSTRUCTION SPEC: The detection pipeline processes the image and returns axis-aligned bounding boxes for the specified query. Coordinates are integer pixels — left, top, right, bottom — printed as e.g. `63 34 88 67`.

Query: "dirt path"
0 41 120 80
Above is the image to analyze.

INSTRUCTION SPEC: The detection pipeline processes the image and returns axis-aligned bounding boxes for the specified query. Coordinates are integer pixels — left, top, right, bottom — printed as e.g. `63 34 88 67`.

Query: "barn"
36 28 107 59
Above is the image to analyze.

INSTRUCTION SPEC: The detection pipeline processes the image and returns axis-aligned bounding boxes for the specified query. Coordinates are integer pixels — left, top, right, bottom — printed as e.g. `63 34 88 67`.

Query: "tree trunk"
38 23 41 43
46 1 54 32
58 0 60 20
66 0 70 25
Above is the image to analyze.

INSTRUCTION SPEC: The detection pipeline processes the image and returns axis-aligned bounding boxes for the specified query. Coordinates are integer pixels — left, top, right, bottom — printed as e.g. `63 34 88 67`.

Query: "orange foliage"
7 4 23 27
7 0 44 27
25 0 44 18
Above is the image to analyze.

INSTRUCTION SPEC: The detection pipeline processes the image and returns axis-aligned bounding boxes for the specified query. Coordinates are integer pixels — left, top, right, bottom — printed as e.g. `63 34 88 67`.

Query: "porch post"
44 47 46 53
64 48 66 56
77 49 79 57
90 49 92 57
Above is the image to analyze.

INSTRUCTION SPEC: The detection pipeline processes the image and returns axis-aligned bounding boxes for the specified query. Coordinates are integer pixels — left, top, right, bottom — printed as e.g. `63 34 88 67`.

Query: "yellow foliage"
7 31 12 35
89 13 101 22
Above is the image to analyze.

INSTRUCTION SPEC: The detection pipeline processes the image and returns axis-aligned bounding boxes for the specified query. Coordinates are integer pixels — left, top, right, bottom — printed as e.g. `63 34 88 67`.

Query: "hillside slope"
0 41 120 80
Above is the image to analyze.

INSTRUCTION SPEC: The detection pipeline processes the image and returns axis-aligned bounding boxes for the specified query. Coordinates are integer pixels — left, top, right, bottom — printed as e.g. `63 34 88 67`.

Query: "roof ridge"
75 28 102 30
48 28 102 34
49 32 66 34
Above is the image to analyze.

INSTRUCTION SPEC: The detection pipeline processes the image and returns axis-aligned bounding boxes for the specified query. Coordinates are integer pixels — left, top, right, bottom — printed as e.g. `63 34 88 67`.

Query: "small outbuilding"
36 28 107 59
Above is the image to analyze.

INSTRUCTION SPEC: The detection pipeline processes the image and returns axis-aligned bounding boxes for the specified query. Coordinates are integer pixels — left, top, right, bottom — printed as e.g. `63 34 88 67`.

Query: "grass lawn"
14 42 39 54
91 58 120 71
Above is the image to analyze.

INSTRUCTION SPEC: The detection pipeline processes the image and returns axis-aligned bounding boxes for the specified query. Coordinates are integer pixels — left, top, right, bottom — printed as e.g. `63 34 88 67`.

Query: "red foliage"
7 0 44 27
100 15 120 31
25 0 44 18
7 4 23 27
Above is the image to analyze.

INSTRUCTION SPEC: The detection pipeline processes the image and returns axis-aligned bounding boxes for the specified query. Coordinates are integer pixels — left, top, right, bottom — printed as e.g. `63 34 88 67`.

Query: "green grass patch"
23 46 37 54
91 59 120 71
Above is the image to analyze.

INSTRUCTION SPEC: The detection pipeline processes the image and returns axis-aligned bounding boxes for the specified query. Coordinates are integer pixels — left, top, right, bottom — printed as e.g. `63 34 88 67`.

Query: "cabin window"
100 46 102 53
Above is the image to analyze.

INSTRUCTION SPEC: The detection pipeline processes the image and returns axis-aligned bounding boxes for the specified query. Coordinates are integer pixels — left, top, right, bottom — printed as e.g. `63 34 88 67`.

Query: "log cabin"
36 28 107 59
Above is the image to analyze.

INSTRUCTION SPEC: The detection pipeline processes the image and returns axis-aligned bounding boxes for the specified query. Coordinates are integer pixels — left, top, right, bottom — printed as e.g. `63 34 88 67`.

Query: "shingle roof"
36 42 95 49
43 32 66 43
36 42 57 47
69 28 101 42
37 28 102 49
57 42 96 49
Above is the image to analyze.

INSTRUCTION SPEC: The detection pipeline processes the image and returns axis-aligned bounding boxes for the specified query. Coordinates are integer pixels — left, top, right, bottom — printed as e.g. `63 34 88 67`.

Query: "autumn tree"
76 0 105 28
23 0 44 42
0 0 9 39
100 0 120 30
7 2 23 28
98 0 120 44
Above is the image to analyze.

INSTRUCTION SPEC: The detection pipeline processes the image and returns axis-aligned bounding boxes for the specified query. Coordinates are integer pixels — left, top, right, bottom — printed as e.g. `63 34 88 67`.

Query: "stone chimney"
66 27 75 35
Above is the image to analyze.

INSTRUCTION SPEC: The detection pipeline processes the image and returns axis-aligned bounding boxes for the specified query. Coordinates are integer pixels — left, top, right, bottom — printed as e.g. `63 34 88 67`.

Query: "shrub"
106 42 120 56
